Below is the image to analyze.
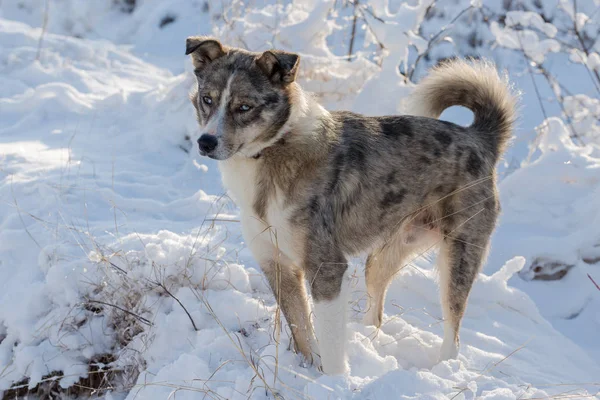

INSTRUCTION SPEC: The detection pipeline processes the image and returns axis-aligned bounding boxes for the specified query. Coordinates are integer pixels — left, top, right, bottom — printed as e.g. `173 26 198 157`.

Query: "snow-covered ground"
1 1 599 398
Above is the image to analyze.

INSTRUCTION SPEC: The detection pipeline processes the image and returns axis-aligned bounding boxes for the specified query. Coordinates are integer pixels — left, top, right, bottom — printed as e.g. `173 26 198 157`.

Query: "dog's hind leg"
364 222 442 328
437 208 495 361
363 240 411 328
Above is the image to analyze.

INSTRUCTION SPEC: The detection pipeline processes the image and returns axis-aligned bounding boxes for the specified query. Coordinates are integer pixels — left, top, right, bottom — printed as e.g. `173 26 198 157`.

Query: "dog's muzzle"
197 134 218 156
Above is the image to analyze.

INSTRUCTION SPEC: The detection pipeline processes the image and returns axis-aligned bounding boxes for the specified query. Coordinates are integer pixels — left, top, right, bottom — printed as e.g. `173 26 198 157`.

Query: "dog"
186 36 517 375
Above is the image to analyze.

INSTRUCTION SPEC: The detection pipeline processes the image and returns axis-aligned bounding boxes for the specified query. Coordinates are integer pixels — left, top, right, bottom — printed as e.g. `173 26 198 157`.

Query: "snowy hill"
1 1 599 399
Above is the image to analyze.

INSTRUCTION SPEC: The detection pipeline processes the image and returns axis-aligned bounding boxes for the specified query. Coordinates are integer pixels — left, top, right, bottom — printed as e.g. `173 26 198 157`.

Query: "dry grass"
2 354 118 400
1 189 331 399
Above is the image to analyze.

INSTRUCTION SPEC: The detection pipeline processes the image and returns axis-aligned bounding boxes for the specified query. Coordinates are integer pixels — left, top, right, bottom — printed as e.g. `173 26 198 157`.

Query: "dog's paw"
362 310 381 328
314 359 324 374
320 357 349 376
438 338 459 362
299 351 323 372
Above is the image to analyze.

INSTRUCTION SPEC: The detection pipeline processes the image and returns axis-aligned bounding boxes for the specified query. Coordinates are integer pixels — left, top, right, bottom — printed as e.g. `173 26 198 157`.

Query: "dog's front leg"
241 217 319 367
306 245 350 375
262 260 320 367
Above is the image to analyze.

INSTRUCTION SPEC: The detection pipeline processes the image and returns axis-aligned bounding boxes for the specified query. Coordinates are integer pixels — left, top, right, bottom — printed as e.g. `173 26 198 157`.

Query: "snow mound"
490 116 600 362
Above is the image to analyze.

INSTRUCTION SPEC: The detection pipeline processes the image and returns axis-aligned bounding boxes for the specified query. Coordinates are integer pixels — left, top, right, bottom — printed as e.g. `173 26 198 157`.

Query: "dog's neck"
250 134 289 160
248 84 331 160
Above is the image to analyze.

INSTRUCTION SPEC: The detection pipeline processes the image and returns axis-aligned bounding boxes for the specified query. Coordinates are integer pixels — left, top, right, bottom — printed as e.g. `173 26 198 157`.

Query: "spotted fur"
187 37 518 375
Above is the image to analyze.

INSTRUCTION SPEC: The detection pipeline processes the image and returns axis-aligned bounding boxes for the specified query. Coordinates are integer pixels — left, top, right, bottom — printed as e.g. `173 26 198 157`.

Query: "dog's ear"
256 50 300 84
186 36 227 71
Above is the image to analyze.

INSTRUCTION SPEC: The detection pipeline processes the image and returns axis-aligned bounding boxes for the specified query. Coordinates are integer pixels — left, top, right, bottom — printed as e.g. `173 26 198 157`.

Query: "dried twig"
356 4 386 54
450 340 530 399
409 4 474 81
348 0 359 61
155 282 199 331
588 274 600 291
525 57 586 145
572 0 600 93
36 0 50 61
86 300 153 326
513 17 554 162
204 218 240 223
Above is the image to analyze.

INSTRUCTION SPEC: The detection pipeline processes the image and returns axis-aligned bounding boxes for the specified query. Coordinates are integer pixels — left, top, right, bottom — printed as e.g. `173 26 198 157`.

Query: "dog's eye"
202 96 212 105
239 104 251 112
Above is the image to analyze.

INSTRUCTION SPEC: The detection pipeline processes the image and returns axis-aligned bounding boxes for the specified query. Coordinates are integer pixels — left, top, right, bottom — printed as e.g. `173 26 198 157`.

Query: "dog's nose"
198 134 218 154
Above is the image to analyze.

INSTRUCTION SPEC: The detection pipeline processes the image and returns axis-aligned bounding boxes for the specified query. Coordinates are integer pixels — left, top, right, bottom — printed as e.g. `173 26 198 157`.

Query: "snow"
1 0 600 399
489 117 600 362
505 11 558 38
490 21 561 65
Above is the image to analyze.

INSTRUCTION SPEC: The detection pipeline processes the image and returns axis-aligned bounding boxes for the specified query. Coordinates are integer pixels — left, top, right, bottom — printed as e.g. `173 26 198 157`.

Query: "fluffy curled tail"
406 59 518 159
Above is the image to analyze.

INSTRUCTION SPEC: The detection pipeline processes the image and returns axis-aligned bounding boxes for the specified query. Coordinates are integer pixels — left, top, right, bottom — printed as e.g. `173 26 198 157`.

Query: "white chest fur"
219 157 300 264
218 156 258 211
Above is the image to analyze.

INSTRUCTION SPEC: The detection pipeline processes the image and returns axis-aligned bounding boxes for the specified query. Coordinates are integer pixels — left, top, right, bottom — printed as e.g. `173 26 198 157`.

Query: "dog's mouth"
197 146 239 161
198 150 221 160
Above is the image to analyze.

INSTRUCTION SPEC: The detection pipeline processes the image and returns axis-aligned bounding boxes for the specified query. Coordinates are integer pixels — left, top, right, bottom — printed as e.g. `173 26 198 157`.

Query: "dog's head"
186 37 300 160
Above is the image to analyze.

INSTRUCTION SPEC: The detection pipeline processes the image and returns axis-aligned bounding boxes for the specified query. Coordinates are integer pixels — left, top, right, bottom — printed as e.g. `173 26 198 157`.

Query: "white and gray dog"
186 37 517 375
